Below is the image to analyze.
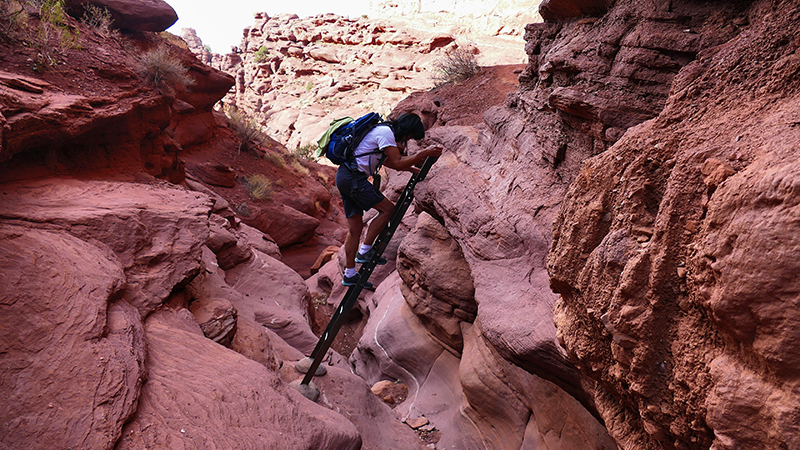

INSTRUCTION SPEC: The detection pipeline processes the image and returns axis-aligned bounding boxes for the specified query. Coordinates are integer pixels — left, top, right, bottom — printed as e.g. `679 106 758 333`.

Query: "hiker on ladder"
336 113 442 288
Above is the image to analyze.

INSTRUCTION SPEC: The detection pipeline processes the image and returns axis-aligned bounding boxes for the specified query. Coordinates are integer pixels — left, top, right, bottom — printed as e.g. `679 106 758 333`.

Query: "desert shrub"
254 45 269 62
225 106 266 154
25 0 80 71
136 46 194 91
295 143 316 160
245 174 272 200
431 47 480 87
80 3 117 38
309 290 329 306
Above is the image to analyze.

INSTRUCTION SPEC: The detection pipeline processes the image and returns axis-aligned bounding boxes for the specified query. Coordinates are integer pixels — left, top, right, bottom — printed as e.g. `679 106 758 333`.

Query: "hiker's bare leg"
363 198 395 246
345 215 364 268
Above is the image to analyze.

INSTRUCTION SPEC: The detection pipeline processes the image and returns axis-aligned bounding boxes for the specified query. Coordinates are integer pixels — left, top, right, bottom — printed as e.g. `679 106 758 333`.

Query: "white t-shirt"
353 125 395 175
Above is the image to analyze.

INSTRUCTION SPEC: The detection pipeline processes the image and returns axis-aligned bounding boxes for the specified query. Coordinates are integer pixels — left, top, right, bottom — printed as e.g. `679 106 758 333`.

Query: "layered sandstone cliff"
189 12 526 153
368 0 542 41
547 1 800 449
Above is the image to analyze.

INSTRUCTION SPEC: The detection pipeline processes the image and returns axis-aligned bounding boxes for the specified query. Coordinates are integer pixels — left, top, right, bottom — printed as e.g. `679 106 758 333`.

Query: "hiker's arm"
383 145 442 173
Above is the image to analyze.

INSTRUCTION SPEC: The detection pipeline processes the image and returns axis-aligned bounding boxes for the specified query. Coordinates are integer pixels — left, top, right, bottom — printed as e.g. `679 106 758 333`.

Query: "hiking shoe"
342 273 374 290
355 247 387 265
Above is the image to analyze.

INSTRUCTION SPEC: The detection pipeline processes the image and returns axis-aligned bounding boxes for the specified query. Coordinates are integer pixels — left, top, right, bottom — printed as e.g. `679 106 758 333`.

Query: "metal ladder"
300 156 438 387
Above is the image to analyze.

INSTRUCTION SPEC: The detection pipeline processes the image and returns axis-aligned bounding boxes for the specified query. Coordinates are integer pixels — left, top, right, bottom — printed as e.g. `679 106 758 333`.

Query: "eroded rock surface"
194 12 525 151
547 0 800 449
0 226 144 450
0 13 430 449
64 0 178 32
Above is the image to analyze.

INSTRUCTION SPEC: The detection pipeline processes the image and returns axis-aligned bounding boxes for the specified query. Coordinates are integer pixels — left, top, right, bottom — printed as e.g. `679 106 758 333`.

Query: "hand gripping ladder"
300 156 438 388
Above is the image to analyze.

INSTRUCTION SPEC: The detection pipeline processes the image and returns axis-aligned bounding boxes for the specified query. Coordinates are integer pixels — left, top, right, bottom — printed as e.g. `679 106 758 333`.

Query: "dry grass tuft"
432 47 481 87
245 174 272 200
136 46 194 91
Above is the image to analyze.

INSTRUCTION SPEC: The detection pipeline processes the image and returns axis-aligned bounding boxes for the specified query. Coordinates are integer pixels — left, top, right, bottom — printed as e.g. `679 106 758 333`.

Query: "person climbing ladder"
335 113 443 287
293 148 440 400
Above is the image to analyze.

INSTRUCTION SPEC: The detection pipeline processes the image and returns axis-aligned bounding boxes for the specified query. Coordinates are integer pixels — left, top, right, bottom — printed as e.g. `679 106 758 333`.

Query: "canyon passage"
2 0 800 449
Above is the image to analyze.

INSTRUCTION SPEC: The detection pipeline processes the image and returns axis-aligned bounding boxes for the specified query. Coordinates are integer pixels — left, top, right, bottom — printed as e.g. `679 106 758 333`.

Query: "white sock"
345 267 357 278
359 244 372 254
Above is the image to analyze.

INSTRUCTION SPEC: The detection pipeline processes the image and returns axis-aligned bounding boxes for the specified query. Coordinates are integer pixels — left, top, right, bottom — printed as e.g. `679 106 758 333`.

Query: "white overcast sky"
166 0 370 53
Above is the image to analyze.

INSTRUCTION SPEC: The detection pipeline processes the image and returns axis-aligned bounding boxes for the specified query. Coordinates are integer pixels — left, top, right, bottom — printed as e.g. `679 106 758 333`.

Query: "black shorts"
336 166 385 218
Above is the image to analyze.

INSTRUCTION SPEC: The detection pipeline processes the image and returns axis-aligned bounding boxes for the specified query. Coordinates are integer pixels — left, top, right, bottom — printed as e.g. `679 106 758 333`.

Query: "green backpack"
315 117 354 159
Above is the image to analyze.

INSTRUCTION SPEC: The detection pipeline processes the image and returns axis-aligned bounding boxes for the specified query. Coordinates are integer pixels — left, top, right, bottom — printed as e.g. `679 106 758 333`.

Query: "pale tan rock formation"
368 0 542 45
191 12 525 152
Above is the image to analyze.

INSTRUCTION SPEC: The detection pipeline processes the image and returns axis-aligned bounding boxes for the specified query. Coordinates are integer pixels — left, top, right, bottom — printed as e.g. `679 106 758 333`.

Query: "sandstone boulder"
0 178 212 316
188 246 283 370
115 308 362 449
225 249 320 354
371 380 408 405
239 202 321 248
65 0 177 32
0 226 144 450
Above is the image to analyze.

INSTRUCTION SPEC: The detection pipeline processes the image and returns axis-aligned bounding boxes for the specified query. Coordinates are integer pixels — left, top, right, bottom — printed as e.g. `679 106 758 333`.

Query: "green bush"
136 46 194 91
431 47 480 87
254 45 269 63
245 174 272 200
295 144 316 160
27 0 80 71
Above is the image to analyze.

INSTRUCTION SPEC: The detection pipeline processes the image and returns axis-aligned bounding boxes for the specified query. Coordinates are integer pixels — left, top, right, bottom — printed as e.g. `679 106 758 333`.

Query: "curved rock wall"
4 0 799 448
